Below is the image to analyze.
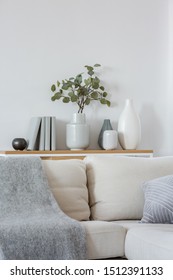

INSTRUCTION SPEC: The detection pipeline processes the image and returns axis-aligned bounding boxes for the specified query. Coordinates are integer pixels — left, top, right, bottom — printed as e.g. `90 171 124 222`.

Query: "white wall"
0 0 171 155
165 0 173 155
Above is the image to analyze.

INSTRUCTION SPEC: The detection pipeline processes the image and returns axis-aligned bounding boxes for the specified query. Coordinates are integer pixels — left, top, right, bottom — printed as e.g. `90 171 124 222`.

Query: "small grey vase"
98 119 113 149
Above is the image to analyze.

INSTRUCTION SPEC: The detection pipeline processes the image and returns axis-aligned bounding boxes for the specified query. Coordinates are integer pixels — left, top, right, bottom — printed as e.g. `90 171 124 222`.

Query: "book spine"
39 117 46 150
50 116 56 150
45 116 51 151
27 117 41 151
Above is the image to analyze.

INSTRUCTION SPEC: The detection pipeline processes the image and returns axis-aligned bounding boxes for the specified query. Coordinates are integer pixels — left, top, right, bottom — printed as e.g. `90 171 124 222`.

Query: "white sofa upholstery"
42 159 90 221
42 156 173 260
125 224 173 260
81 221 126 259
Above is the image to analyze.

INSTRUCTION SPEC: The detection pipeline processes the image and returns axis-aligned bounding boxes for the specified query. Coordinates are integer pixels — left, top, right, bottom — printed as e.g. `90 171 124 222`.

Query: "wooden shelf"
0 149 153 160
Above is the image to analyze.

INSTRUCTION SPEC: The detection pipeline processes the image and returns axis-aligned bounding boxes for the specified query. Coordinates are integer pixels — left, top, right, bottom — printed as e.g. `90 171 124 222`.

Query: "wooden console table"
0 150 153 160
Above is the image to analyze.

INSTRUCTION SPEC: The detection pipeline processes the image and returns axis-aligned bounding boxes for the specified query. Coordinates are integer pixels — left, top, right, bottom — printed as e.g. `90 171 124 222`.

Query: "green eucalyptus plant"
50 64 111 113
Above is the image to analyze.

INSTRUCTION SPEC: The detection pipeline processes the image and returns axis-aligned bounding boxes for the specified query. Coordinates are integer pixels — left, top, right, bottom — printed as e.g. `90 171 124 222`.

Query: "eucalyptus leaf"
71 95 78 102
85 98 90 105
100 86 104 91
62 83 69 90
88 70 94 76
68 92 73 97
85 66 93 72
106 100 111 107
91 92 98 99
100 98 107 104
84 78 91 85
51 92 61 101
94 76 100 83
92 82 99 89
51 84 56 92
75 74 82 84
54 92 62 99
63 97 70 103
82 87 89 95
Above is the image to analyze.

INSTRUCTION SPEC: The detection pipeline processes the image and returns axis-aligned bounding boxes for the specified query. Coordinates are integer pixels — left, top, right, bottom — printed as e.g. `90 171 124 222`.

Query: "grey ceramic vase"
98 119 113 149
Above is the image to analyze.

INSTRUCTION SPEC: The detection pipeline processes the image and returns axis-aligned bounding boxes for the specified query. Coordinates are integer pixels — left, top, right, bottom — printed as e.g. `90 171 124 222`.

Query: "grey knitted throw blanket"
0 157 87 260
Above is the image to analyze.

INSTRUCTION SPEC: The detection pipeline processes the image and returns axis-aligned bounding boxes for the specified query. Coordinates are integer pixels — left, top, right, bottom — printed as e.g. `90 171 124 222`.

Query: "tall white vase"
66 113 89 150
117 99 141 150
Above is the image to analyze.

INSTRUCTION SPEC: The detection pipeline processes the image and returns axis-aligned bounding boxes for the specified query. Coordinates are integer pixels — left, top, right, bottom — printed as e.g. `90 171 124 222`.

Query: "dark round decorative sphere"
12 138 27 151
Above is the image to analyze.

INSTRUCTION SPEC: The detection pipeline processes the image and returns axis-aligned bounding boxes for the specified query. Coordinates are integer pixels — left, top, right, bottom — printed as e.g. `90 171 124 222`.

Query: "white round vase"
117 99 141 150
66 113 89 150
102 130 118 150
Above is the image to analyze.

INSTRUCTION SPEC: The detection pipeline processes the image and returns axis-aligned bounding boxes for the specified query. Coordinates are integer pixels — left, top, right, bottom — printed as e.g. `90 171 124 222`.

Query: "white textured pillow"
85 156 173 221
42 159 90 221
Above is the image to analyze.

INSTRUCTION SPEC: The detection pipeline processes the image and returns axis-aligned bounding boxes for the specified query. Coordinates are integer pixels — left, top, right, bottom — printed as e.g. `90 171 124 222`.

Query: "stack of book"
26 116 56 151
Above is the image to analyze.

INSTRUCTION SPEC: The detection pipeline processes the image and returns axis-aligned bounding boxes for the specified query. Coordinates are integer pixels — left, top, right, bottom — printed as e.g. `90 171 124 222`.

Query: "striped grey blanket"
0 156 87 260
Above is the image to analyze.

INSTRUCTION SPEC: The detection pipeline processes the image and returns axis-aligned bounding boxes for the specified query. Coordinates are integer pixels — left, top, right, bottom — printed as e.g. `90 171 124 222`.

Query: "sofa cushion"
81 220 126 259
141 175 173 223
113 220 140 230
42 159 90 221
85 156 173 221
125 225 173 259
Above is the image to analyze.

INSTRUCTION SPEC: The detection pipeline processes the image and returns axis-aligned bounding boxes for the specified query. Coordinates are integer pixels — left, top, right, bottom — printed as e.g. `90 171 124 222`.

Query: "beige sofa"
42 155 173 260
